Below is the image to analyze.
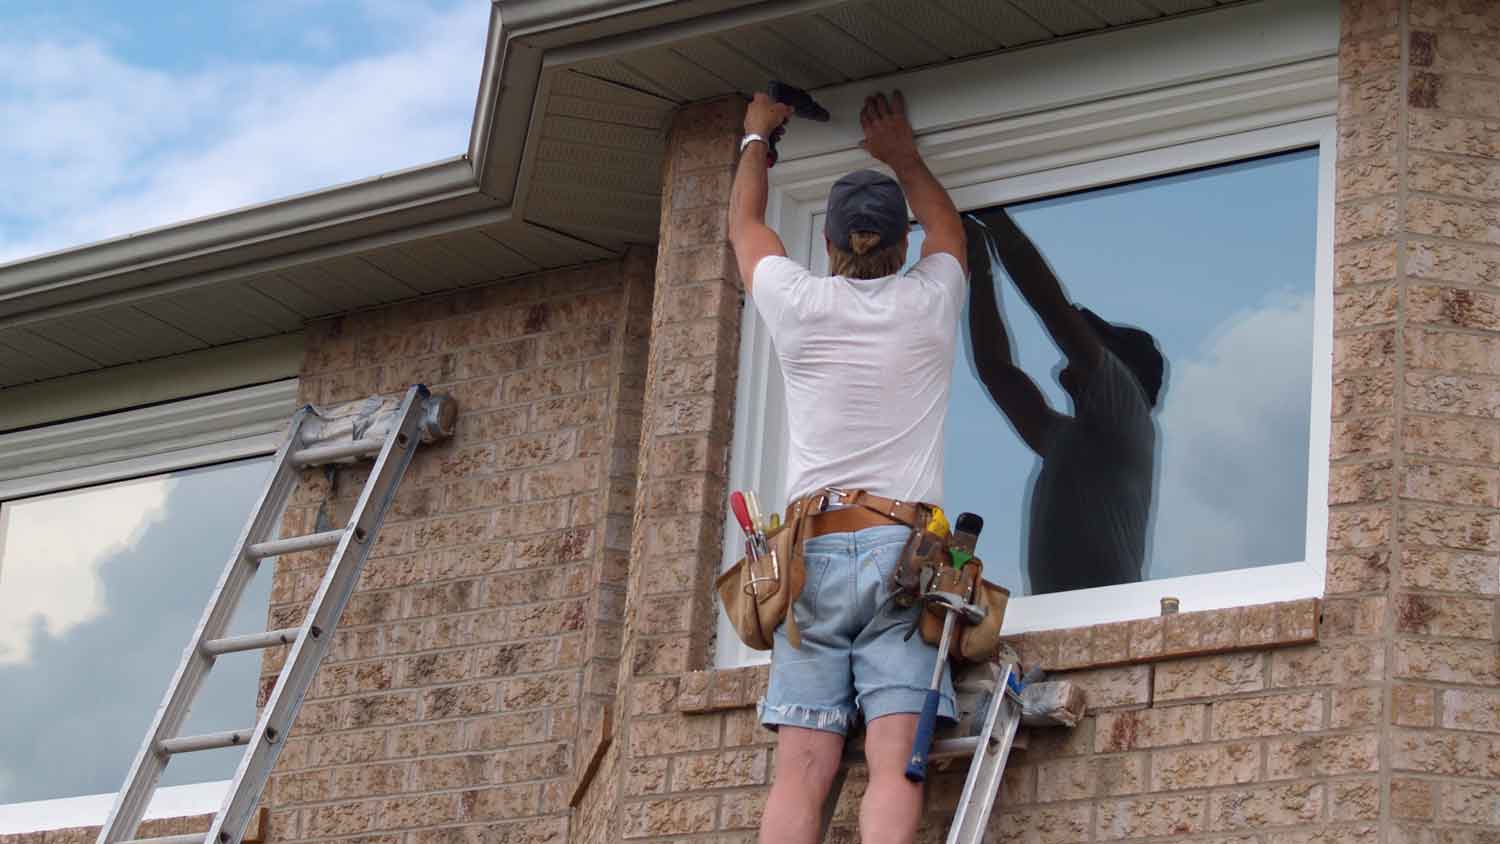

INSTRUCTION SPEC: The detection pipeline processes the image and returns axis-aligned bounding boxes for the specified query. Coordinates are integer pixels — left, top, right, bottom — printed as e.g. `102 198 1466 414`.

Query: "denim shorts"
759 523 958 736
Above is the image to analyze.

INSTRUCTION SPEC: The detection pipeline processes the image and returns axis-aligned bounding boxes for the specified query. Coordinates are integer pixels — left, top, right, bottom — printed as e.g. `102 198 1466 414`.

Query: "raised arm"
728 93 793 296
966 217 1060 453
982 208 1102 375
860 91 966 273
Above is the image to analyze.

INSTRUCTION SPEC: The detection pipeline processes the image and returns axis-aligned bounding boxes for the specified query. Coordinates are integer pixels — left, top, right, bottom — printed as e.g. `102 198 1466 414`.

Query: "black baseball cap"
825 169 908 251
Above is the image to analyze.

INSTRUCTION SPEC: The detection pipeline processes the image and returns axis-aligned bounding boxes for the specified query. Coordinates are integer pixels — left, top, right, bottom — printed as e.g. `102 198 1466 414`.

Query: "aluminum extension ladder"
822 663 1025 844
97 385 455 844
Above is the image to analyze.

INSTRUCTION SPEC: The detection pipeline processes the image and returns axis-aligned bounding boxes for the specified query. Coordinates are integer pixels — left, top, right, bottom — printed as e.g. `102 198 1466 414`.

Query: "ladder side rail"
946 665 1023 844
210 386 430 844
96 408 319 844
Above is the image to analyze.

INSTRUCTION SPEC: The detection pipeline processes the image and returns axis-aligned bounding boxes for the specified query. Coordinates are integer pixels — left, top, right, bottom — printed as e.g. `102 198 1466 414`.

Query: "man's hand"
745 92 792 138
859 91 918 169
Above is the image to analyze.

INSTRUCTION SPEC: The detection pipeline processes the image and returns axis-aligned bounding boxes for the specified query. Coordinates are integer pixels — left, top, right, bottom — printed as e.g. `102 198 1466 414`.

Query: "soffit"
0 0 1237 390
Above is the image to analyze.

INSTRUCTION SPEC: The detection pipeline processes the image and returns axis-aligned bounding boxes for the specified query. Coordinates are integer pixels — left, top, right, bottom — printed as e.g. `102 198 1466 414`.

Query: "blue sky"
0 1 489 264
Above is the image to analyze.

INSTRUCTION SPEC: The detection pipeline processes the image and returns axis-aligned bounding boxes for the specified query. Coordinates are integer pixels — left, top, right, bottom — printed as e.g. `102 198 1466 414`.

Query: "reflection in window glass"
927 149 1318 597
0 458 273 803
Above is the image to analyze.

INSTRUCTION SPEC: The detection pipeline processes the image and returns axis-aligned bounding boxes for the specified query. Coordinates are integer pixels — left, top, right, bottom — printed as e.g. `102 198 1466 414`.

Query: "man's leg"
759 726 846 844
860 714 924 844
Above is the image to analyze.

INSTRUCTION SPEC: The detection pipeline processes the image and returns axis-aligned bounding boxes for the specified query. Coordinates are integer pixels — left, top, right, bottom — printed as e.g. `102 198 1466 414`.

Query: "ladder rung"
930 736 982 760
201 627 301 656
158 728 254 755
119 834 206 844
291 438 386 467
247 529 344 559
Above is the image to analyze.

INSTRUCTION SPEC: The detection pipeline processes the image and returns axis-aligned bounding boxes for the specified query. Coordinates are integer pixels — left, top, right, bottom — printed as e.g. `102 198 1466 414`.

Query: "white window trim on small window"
717 0 1338 667
0 379 298 833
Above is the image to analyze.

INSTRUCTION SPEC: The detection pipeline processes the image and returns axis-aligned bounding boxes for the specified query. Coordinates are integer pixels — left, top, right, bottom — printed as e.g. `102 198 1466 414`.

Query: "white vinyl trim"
718 0 1338 666
0 782 229 836
0 380 298 502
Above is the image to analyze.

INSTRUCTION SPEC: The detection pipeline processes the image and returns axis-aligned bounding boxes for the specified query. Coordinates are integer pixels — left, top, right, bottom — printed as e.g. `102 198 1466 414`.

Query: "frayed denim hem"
759 699 856 736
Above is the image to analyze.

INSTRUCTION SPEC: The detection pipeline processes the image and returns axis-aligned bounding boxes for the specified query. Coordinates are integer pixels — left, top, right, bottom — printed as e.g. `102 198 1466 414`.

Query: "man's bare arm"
984 208 1102 375
860 91 966 273
729 93 793 296
967 218 1058 453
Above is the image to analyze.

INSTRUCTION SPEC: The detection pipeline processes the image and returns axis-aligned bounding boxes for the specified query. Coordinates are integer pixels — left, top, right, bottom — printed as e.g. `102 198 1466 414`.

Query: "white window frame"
718 0 1338 667
0 379 298 834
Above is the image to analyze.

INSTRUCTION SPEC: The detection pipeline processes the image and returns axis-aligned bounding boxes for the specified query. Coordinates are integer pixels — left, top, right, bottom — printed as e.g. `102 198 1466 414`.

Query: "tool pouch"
893 520 943 606
715 497 812 650
910 554 1011 664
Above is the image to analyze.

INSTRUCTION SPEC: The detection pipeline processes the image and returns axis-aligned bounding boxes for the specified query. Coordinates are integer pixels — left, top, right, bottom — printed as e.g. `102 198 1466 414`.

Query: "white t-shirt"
751 252 966 507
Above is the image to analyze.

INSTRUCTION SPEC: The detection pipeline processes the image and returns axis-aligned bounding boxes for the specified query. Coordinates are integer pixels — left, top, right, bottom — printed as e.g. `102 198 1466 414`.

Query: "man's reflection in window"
965 210 1166 594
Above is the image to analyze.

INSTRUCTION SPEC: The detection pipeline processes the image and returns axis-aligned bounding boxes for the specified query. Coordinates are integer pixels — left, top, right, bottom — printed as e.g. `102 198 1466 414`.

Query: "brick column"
1338 0 1500 838
593 95 757 842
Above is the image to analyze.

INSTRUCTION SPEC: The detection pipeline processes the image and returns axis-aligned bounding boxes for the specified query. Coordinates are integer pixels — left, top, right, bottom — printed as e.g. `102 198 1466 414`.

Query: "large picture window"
717 2 1335 665
935 149 1320 596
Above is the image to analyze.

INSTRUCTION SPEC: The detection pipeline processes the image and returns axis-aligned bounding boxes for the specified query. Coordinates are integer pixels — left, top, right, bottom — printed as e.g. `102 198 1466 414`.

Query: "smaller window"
0 457 274 805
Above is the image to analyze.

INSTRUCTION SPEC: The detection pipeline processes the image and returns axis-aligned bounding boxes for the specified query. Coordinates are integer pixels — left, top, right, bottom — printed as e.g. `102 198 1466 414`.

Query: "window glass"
920 149 1319 596
0 458 274 803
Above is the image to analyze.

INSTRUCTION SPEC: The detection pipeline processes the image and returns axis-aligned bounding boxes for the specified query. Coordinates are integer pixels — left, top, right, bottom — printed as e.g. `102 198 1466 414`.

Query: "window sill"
686 598 1319 714
1007 597 1321 673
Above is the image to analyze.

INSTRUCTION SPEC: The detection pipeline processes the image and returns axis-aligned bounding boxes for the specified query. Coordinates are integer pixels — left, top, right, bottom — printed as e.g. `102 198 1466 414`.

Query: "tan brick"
621 757 672 802
1410 196 1500 247
1211 782 1324 831
1095 705 1205 752
1035 754 1146 802
1332 777 1381 821
1326 549 1391 593
1393 727 1500 778
621 795 718 838
1334 281 1399 326
303 800 381 837
1272 641 1384 687
1052 665 1150 709
1392 777 1436 821
670 749 768 791
1443 687 1500 732
627 714 720 756
459 784 540 821
1333 369 1395 418
1399 547 1500 593
1266 732 1380 779
1154 653 1264 702
1395 592 1495 637
1394 637 1500 683
1394 684 1438 727
1320 596 1385 638
1331 686 1384 728
493 742 571 784
1327 506 1392 550
1405 371 1500 419
1416 71 1500 119
1342 30 1402 78
1441 781 1500 825
1150 742 1259 791
991 804 1091 844
1266 828 1379 844
1212 692 1324 739
1096 794 1205 840
1330 460 1393 505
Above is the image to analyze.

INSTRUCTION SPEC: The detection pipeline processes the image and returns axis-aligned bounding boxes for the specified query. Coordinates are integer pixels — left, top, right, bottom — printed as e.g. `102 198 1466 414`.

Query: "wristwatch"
739 133 768 154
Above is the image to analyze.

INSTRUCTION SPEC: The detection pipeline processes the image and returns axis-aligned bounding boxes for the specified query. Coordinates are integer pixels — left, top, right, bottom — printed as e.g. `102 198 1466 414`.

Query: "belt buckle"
821 487 850 512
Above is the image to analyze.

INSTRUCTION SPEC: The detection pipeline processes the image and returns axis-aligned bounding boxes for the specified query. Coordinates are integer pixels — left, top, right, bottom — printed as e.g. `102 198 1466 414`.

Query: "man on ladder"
728 89 968 844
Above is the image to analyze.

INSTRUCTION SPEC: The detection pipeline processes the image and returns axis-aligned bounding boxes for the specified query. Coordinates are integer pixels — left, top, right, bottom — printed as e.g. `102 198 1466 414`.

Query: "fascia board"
0 157 480 308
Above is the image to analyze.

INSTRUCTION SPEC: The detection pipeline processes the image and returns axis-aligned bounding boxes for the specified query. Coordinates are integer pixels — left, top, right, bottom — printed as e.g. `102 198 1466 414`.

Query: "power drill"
765 80 830 167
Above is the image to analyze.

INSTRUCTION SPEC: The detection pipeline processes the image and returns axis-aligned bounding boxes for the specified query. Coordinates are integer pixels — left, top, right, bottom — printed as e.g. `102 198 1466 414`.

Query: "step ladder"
820 662 1032 844
97 384 455 844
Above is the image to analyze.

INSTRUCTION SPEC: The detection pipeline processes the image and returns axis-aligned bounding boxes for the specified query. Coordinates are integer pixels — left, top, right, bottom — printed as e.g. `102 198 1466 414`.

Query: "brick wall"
258 249 654 844
565 2 1500 841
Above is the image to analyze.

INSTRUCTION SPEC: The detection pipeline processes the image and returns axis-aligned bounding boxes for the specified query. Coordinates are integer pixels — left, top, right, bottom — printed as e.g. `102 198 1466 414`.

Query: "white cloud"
0 476 173 665
1149 291 1316 579
0 1 488 264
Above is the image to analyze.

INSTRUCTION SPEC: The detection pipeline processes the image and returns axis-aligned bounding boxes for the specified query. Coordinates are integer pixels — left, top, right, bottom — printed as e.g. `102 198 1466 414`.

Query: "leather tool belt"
716 486 1007 662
